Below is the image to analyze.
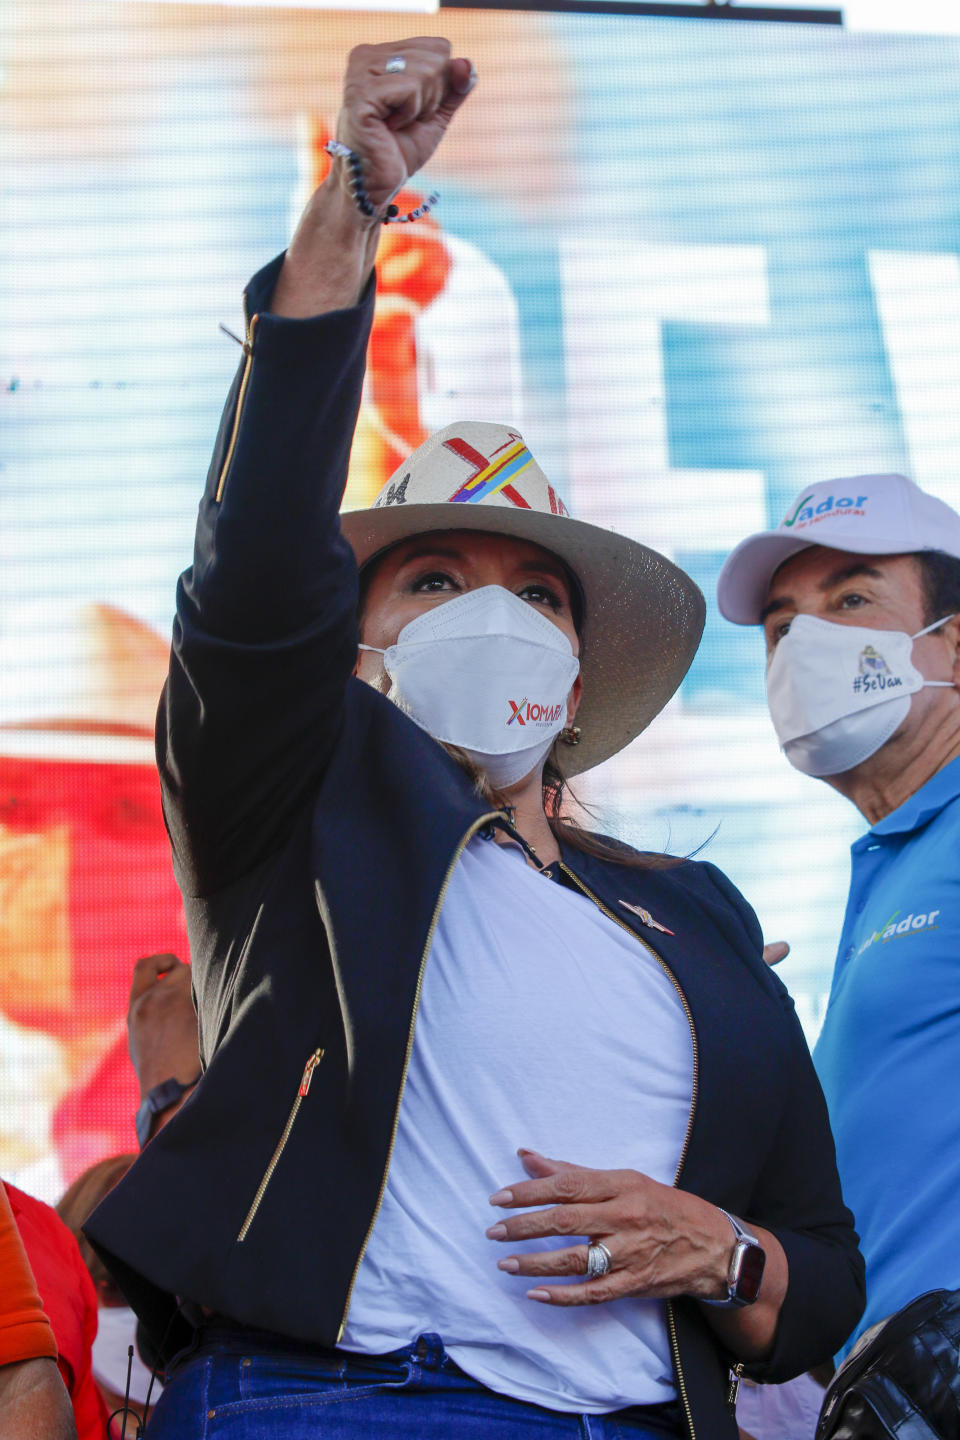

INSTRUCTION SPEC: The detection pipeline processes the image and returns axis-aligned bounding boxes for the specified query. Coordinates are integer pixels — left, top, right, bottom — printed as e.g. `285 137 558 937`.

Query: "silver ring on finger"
586 1241 613 1279
385 56 407 73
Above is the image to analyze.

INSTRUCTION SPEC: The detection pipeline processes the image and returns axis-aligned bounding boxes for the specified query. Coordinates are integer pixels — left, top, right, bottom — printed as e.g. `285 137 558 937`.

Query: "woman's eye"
519 582 562 610
771 619 792 644
412 571 458 594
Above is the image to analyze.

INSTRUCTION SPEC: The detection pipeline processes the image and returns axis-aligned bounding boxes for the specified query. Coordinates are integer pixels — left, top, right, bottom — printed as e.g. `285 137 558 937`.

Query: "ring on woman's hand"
586 1241 613 1279
385 56 407 73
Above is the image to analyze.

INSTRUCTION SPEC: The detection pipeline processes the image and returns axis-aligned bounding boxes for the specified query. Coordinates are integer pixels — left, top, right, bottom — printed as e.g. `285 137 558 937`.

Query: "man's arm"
0 1185 76 1440
159 40 475 898
0 1360 76 1440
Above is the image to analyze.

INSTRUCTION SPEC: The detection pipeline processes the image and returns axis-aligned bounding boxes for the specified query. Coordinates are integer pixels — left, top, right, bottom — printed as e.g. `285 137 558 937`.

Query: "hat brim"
716 534 815 626
716 525 924 626
340 502 705 778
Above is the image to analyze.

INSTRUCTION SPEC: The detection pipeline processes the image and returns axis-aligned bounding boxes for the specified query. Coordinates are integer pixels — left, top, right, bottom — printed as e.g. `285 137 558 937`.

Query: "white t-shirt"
737 1373 826 1440
340 834 693 1413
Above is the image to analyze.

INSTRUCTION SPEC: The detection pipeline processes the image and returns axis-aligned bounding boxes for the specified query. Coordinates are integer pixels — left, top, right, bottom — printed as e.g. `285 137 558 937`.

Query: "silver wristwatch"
701 1208 766 1308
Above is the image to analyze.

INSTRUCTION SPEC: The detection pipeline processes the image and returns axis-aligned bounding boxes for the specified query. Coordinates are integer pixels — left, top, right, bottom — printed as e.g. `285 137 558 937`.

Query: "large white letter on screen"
870 250 960 510
560 241 770 558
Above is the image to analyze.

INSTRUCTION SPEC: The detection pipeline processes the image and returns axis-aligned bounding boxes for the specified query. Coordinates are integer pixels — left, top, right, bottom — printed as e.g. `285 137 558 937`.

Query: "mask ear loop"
911 612 957 640
357 643 386 655
910 613 958 688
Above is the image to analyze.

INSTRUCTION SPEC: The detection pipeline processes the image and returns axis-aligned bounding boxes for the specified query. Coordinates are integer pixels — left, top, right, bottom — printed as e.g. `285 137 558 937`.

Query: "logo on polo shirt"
780 491 870 533
856 906 941 957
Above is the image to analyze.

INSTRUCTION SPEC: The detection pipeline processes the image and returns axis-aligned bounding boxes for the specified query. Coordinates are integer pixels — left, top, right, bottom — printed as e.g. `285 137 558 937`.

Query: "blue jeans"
144 1326 683 1439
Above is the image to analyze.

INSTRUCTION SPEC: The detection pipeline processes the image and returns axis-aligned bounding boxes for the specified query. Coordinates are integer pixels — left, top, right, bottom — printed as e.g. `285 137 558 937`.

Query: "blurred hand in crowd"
762 941 790 966
126 954 200 1101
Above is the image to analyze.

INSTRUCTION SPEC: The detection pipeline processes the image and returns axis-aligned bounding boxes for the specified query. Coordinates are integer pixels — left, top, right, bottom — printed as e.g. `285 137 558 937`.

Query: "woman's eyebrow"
515 558 571 586
393 542 468 568
393 544 571 590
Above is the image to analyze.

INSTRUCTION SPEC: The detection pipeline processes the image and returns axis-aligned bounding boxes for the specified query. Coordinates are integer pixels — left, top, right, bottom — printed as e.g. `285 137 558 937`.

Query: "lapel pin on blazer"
618 900 675 936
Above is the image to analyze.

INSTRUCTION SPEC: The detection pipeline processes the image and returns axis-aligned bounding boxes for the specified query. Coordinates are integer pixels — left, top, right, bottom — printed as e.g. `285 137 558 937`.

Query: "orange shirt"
4 1182 109 1440
0 1179 57 1367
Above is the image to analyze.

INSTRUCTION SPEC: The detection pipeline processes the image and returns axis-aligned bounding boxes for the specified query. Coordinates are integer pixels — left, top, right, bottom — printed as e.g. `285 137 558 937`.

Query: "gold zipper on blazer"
215 310 259 503
727 1361 745 1415
237 1048 324 1242
336 811 504 1341
558 862 700 1440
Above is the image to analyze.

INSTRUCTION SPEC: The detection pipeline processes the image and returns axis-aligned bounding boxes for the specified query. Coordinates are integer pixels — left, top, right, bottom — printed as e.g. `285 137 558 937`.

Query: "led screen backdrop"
4 2 960 1198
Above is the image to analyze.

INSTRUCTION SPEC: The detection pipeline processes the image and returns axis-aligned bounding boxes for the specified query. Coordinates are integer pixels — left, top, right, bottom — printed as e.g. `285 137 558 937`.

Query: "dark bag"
816 1289 960 1439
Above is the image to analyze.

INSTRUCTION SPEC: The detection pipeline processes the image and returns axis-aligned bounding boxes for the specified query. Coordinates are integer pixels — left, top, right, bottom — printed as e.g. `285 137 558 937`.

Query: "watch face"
736 1243 766 1304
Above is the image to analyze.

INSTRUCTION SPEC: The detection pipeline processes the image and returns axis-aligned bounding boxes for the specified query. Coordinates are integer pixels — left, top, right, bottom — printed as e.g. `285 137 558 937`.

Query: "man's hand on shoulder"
273 38 476 318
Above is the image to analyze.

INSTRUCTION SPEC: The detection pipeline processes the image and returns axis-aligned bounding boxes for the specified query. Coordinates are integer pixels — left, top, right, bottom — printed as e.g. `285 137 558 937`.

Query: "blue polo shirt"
814 755 960 1355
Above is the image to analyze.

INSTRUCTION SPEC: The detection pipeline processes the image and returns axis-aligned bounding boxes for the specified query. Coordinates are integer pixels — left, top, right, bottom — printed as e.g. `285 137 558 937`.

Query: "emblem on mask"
858 645 889 677
853 644 902 696
507 698 565 727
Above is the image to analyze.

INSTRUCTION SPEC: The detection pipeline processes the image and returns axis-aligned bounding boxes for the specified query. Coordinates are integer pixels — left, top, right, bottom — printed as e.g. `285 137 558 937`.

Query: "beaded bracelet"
324 140 438 224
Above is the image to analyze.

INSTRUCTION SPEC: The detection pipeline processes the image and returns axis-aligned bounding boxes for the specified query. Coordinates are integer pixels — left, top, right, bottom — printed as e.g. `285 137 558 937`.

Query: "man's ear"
946 616 960 686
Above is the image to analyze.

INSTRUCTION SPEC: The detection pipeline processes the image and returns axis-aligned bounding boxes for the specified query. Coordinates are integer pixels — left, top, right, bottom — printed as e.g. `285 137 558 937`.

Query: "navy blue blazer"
87 256 864 1439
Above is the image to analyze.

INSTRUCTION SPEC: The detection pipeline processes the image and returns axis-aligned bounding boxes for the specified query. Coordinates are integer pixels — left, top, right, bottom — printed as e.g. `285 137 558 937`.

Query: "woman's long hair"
442 741 683 871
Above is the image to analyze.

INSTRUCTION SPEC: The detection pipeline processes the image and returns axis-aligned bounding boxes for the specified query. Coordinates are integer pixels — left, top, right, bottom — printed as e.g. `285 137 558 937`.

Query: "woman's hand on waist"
486 1148 787 1360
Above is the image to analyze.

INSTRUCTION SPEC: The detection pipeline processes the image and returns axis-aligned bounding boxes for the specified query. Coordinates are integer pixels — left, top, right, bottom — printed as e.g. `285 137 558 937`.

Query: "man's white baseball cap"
717 472 960 625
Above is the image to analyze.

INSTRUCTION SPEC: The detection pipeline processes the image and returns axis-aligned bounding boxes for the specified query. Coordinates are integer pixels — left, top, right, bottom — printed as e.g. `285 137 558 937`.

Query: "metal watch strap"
701 1207 764 1308
718 1207 760 1250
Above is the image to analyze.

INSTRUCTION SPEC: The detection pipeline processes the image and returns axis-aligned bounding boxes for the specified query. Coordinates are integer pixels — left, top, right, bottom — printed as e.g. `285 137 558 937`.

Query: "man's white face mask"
359 584 580 788
766 611 956 777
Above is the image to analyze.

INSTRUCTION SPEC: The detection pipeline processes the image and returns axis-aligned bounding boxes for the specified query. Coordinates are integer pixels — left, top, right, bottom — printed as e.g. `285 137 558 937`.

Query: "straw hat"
340 422 705 777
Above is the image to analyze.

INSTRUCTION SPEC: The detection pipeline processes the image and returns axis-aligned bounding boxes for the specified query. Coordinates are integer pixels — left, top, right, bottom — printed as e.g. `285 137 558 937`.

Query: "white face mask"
91 1304 162 1405
766 611 956 777
359 585 580 788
